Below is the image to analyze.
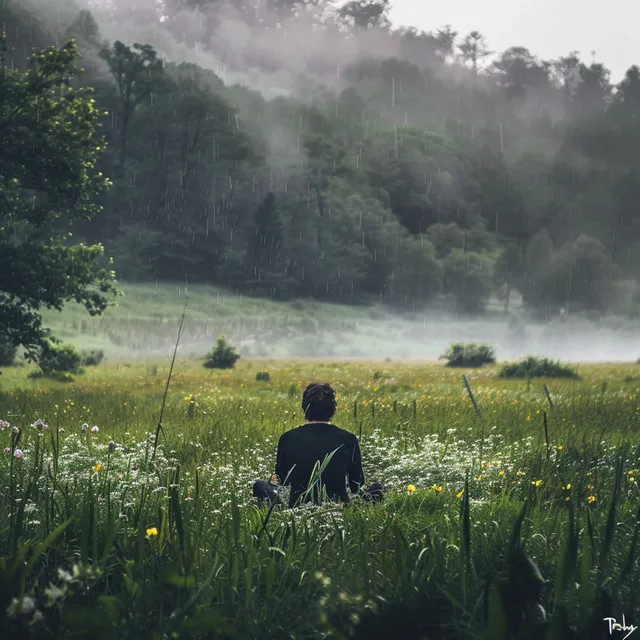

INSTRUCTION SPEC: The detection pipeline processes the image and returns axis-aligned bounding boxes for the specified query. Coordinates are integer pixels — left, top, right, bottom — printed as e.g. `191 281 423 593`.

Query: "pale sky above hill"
389 0 635 82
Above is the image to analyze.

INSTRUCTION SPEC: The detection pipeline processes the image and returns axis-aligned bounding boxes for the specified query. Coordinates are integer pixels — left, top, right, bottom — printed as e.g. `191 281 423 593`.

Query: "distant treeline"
5 0 640 317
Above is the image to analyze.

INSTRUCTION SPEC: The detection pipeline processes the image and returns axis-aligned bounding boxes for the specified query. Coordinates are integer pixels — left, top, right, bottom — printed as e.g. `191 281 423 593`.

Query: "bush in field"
440 343 496 367
0 335 16 367
499 356 579 379
204 335 240 369
82 349 104 366
255 371 270 381
30 341 83 381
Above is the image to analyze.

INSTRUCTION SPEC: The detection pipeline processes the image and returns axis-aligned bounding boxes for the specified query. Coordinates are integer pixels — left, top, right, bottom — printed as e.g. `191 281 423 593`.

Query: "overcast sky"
389 0 635 82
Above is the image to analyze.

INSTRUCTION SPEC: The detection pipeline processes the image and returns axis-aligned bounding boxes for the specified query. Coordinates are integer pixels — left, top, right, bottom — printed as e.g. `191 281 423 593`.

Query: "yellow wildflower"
146 527 159 537
587 496 596 504
432 484 442 493
630 477 636 483
476 475 482 481
407 484 416 494
531 480 542 487
499 470 504 477
516 471 525 477
94 463 102 473
556 445 563 450
456 489 464 498
587 484 594 490
565 496 570 501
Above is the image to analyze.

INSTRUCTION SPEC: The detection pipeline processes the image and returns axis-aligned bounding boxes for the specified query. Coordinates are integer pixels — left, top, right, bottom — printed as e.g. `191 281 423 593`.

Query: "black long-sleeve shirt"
275 422 365 507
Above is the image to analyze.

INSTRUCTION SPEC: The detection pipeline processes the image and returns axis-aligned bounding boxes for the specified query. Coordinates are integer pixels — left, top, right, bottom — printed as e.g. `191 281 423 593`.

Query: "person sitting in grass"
253 382 384 508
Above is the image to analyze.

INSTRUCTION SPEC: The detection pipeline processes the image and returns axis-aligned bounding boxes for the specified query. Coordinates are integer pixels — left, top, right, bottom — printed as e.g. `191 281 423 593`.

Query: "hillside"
33 283 640 362
4 0 640 320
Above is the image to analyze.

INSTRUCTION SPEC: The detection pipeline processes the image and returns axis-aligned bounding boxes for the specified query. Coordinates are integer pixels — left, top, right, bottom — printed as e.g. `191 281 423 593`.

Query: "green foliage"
203 335 240 369
38 342 83 376
441 343 496 367
255 370 270 381
0 336 17 367
443 250 494 313
0 35 117 359
499 357 579 379
81 349 104 366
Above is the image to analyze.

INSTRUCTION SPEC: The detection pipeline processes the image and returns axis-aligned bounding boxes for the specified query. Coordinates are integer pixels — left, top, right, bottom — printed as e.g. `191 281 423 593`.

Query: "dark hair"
302 383 336 422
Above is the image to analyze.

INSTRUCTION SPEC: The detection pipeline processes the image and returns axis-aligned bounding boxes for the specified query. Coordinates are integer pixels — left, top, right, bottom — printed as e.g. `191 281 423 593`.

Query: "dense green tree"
443 250 494 313
0 37 116 359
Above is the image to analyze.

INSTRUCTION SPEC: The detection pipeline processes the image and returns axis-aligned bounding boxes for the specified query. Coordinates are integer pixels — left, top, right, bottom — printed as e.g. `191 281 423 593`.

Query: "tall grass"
0 360 639 637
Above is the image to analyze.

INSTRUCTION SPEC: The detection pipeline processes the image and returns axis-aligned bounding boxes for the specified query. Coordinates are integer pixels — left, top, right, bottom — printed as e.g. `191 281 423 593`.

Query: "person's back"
252 382 383 508
276 420 363 507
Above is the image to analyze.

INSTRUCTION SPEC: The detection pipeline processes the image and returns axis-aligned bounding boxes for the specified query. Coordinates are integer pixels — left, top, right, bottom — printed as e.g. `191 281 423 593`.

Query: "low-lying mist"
43 285 640 363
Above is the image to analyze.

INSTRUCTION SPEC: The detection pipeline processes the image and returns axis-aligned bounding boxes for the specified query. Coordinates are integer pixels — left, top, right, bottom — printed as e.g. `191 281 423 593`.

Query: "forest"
4 0 640 319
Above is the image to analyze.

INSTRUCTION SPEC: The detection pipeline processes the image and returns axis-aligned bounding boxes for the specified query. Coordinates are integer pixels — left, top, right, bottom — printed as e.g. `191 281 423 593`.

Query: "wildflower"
13 449 23 459
563 484 571 490
498 470 504 477
516 471 525 477
556 445 563 450
587 484 594 490
146 527 158 537
6 596 35 616
587 496 596 504
629 477 635 483
476 475 482 481
3 447 9 454
407 484 416 494
94 463 102 473
44 584 66 604
456 489 464 498
432 484 442 493
531 480 542 487
91 425 99 433
565 496 570 501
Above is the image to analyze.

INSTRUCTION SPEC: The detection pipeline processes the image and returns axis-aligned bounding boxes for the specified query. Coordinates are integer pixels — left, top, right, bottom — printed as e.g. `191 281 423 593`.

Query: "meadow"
1 356 640 639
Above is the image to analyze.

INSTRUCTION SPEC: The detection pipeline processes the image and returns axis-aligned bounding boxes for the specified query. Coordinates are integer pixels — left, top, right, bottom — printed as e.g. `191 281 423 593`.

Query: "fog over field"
41 284 640 363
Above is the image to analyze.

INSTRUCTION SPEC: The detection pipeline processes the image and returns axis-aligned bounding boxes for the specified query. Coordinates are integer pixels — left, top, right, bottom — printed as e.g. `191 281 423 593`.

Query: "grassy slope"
36 282 524 362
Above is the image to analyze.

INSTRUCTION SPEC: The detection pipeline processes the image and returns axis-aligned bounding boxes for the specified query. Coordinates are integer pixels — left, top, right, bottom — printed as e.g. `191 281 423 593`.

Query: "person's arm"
348 436 365 494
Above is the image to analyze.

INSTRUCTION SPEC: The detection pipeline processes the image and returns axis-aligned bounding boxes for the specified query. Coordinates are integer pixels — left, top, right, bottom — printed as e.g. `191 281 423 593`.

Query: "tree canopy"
0 34 117 358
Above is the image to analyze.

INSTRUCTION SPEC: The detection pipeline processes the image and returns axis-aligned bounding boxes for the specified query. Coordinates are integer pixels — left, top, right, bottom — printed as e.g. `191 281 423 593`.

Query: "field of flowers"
1 358 639 639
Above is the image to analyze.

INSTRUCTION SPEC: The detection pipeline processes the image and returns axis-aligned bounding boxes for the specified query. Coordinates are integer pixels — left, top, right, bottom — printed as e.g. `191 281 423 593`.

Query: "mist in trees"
4 0 640 321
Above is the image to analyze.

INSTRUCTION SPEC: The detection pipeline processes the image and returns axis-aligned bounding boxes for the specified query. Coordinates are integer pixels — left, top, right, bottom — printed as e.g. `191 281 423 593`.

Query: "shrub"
256 371 270 381
440 343 496 368
499 356 579 379
38 342 83 376
82 349 104 366
0 335 16 367
203 335 240 369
